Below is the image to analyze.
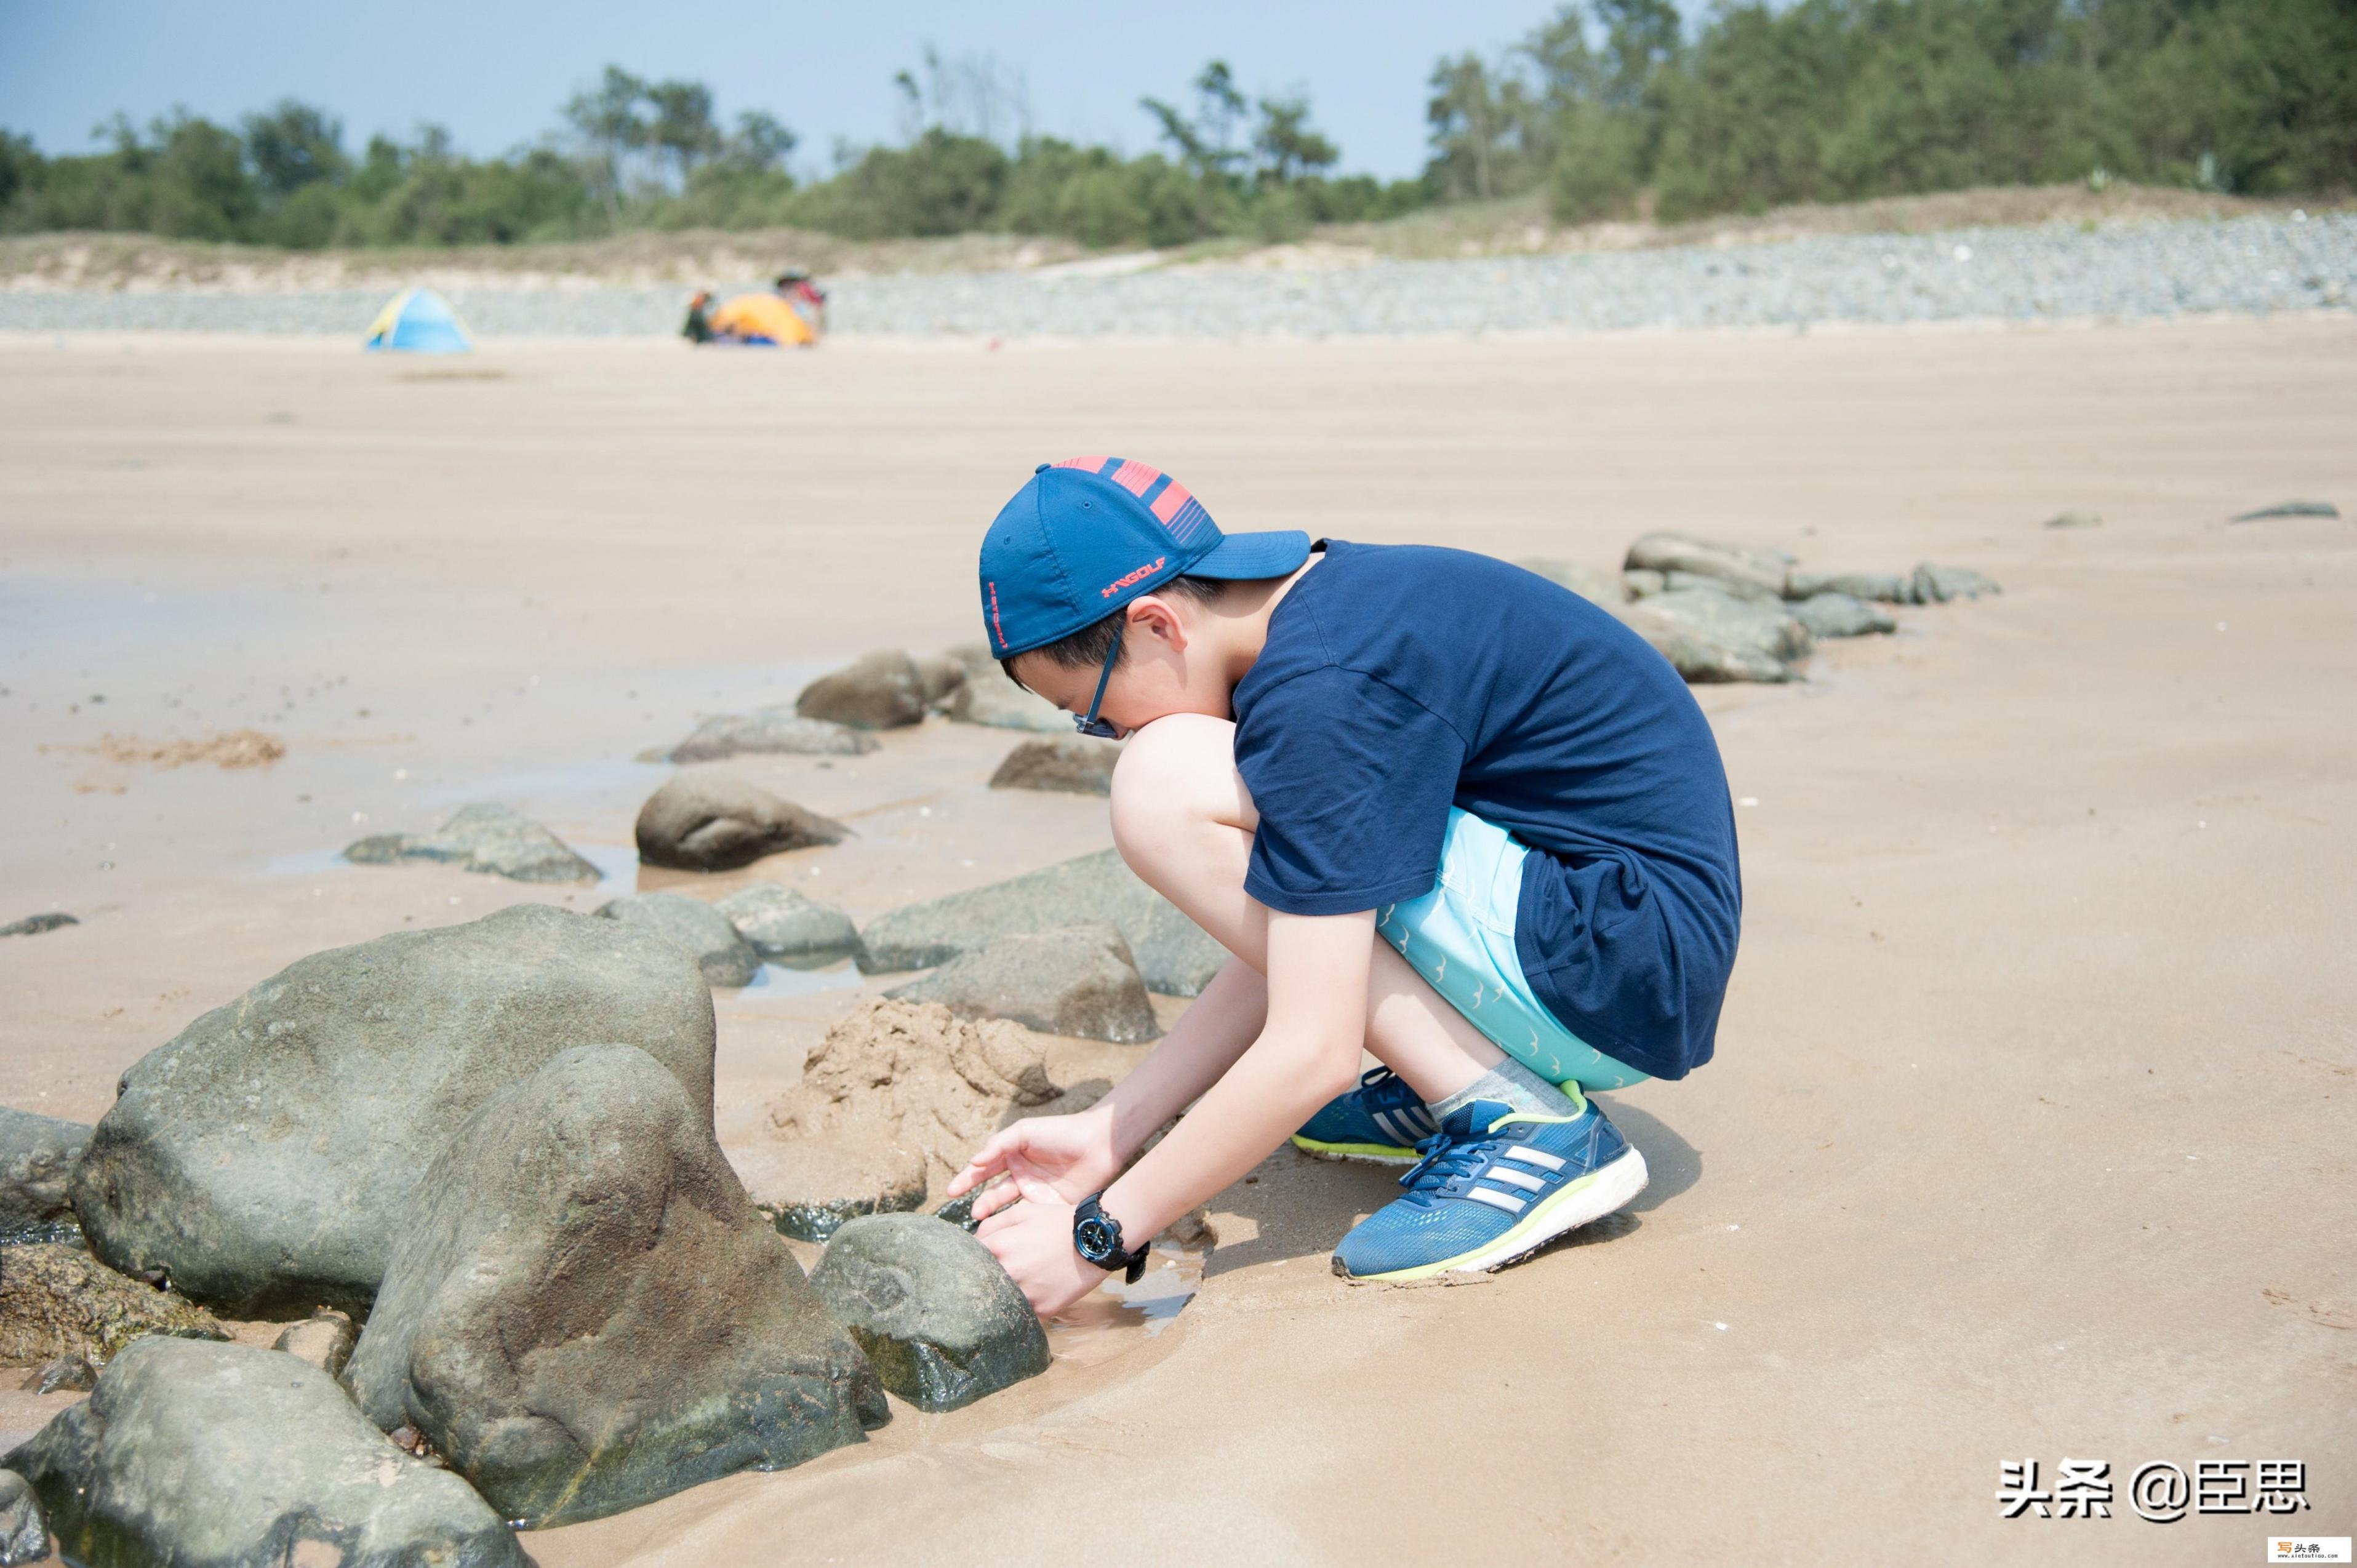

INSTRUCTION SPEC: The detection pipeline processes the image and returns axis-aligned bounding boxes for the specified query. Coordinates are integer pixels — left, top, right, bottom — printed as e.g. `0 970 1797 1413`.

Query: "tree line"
0 0 2347 252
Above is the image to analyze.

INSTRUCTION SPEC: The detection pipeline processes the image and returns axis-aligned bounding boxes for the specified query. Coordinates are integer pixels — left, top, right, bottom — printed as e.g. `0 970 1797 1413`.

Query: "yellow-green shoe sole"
1334 1146 1650 1283
1289 1133 1418 1166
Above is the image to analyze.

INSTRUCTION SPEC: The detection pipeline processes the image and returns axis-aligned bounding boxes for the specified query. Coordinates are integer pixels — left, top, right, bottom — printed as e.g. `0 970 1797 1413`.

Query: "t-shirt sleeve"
1233 666 1468 916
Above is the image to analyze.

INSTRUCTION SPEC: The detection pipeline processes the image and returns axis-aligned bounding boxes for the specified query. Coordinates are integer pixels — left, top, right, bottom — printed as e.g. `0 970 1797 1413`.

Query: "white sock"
1427 1057 1584 1121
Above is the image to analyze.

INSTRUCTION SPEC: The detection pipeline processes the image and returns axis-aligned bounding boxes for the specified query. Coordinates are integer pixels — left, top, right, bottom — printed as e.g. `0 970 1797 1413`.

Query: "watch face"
1075 1214 1118 1263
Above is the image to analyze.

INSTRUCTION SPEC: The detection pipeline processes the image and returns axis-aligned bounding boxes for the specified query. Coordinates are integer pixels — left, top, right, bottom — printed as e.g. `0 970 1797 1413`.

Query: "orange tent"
707 292 815 346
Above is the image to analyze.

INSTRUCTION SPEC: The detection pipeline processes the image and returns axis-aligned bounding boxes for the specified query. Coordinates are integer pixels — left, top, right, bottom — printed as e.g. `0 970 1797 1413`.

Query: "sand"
1 319 2351 1563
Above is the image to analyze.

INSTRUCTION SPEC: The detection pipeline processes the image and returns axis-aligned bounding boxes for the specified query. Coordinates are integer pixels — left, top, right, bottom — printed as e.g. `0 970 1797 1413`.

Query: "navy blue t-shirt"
1231 541 1741 1080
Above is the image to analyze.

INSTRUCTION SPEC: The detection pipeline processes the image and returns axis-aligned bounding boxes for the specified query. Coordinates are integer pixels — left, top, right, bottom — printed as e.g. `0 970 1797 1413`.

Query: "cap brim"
1186 530 1313 580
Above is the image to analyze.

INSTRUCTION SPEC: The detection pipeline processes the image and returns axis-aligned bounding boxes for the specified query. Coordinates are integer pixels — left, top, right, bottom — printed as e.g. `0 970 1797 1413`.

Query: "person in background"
681 290 716 345
777 270 828 335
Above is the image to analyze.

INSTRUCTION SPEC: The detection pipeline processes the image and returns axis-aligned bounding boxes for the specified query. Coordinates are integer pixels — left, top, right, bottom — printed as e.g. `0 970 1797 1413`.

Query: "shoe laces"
1355 1065 1421 1111
1398 1125 1503 1201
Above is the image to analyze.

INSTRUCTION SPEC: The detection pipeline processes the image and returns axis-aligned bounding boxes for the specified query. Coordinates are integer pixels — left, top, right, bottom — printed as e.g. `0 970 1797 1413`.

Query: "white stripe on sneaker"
1484 1166 1547 1193
1499 1146 1566 1172
1468 1187 1527 1214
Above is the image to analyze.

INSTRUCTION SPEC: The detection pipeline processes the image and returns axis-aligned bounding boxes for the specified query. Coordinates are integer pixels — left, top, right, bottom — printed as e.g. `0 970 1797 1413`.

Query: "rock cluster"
887 926 1161 1044
1524 530 2000 684
634 773 848 871
346 801 600 883
71 903 716 1315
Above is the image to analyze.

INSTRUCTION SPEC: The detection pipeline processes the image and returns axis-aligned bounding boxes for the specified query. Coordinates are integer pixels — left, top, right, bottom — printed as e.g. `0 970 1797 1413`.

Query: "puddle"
1044 1238 1203 1368
728 961 866 1001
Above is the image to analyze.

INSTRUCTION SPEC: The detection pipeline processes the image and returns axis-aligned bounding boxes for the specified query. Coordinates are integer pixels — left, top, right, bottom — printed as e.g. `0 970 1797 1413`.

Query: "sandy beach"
2 318 2351 1563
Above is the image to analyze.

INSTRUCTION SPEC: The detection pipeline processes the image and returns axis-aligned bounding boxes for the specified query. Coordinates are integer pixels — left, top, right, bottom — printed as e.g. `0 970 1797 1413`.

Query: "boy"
945 457 1740 1316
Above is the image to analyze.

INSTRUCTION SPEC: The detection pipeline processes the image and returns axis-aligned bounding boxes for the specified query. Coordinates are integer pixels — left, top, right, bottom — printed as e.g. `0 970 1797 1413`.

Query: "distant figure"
777 269 828 336
682 290 714 345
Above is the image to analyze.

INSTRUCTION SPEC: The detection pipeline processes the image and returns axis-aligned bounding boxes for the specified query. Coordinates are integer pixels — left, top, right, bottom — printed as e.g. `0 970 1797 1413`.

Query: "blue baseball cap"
978 456 1312 658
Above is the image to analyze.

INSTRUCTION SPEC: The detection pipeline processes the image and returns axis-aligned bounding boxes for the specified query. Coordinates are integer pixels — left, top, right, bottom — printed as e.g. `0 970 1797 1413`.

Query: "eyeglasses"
1073 618 1125 740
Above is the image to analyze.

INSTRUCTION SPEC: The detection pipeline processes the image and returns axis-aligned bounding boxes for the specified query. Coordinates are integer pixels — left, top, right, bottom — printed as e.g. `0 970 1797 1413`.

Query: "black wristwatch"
1073 1192 1149 1283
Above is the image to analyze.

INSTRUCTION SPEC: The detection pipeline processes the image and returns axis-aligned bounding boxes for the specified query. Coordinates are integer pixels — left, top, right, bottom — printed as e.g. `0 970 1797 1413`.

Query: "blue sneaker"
1331 1092 1649 1282
1291 1066 1439 1165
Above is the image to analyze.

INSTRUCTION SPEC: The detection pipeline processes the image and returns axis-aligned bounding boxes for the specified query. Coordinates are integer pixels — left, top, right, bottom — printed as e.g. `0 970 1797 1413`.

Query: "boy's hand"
974 1154 1110 1318
944 1105 1121 1224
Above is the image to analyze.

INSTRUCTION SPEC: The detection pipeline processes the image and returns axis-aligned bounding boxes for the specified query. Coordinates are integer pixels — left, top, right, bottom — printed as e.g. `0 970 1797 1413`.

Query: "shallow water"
1044 1238 1202 1368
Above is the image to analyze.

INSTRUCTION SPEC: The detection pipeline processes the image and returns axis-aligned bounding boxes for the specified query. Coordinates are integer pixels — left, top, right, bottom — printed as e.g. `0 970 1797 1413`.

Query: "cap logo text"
1103 557 1166 598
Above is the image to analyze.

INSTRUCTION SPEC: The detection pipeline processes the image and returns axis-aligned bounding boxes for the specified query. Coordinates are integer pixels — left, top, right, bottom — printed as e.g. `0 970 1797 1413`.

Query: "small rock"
271 1309 357 1378
70 903 716 1316
988 736 1119 796
1619 586 1812 683
345 801 599 883
731 1137 929 1244
0 1108 90 1244
2044 510 2103 529
22 1354 96 1394
2230 499 2338 521
1515 558 1627 604
342 1044 885 1527
809 1215 1050 1412
859 849 1225 996
713 882 862 965
0 1244 227 1364
1662 567 1782 604
914 654 968 713
1908 563 2002 603
0 1470 45 1568
0 914 74 940
945 644 1069 733
662 710 878 763
1622 567 1668 598
1790 592 1897 639
888 926 1161 1044
9 1337 526 1568
1783 569 1911 603
1624 532 1791 600
796 650 927 730
634 774 849 872
596 892 760 987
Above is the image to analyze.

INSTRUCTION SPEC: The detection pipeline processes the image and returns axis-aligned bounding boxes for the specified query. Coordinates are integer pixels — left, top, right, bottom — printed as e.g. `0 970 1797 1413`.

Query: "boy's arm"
975 910 1373 1315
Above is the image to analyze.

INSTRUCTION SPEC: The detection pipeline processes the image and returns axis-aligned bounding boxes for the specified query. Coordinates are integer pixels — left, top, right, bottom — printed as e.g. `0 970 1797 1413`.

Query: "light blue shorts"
1375 809 1651 1092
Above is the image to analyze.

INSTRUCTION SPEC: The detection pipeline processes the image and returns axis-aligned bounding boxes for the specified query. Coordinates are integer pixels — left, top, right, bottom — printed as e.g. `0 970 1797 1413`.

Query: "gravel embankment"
2 214 2348 339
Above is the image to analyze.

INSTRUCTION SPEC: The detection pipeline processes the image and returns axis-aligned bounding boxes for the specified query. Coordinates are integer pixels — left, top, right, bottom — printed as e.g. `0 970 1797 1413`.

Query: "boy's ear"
1127 594 1188 652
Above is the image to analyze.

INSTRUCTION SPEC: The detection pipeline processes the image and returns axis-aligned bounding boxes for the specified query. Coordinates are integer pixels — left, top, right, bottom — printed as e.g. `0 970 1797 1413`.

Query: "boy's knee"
1110 714 1250 860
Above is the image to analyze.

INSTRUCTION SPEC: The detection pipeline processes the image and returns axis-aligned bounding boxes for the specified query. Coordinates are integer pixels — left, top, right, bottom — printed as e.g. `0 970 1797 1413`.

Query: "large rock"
0 1470 43 1567
1908 562 2001 602
1624 532 1791 600
809 1215 1050 1412
1620 586 1812 683
596 892 759 987
345 802 599 884
0 1244 227 1364
1515 558 1627 605
859 849 1227 997
6 1337 526 1568
0 914 73 940
1791 591 1897 639
1783 569 1910 603
887 926 1161 1044
0 1110 88 1244
988 736 1118 796
342 1044 885 1528
945 643 1069 734
796 650 927 730
661 709 878 763
759 1000 1092 1241
634 774 849 872
70 903 716 1316
714 882 863 966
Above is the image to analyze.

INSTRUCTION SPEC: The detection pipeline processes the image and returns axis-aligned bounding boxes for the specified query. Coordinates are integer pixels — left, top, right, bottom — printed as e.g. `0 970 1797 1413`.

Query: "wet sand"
1 320 2353 1563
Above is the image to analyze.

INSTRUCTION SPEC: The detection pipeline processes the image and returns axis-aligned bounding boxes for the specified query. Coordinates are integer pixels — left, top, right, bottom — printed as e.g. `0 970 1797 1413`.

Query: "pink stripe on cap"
1054 455 1109 473
1149 479 1193 524
1109 458 1159 497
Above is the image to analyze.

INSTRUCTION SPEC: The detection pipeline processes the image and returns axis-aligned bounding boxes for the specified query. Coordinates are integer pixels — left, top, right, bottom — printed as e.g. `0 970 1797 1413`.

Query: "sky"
0 0 1594 181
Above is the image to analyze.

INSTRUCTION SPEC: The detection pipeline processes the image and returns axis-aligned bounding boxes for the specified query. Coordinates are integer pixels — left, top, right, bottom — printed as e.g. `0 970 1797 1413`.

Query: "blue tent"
364 288 472 353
